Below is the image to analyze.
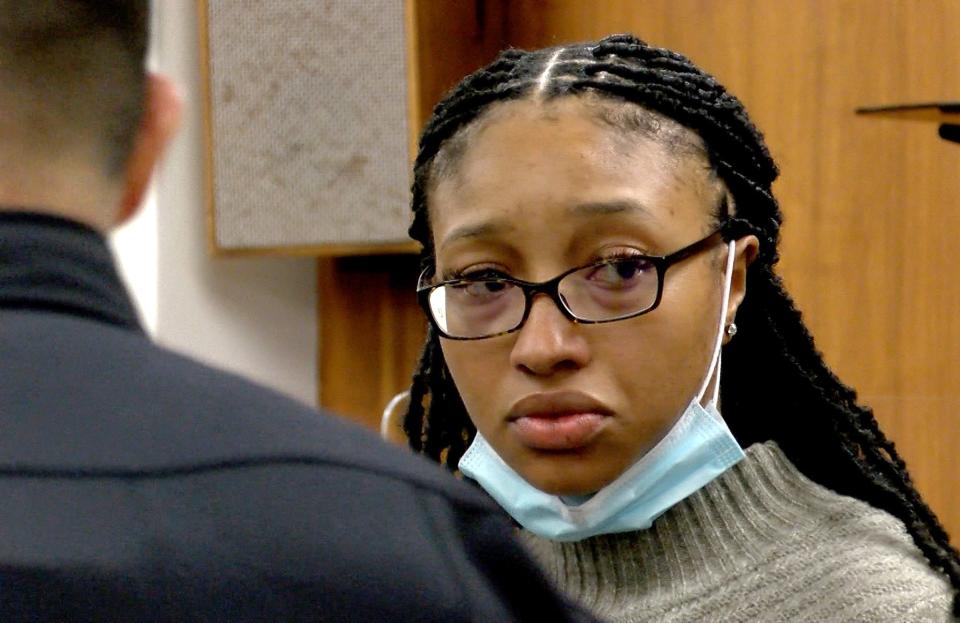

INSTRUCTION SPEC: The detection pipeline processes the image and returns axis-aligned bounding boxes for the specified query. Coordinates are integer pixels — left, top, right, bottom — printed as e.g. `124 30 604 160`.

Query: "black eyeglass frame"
418 218 749 341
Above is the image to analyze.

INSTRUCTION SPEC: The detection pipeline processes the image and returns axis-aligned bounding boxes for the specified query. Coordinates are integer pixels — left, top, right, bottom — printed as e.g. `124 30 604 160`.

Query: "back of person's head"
0 0 148 175
0 0 176 230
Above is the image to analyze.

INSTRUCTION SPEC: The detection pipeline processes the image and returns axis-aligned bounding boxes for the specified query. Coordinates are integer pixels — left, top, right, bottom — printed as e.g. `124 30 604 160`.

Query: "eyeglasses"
418 225 730 340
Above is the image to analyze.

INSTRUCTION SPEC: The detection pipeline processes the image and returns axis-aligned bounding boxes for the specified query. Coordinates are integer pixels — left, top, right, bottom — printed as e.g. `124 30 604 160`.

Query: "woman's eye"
448 279 511 303
588 257 652 287
467 280 506 296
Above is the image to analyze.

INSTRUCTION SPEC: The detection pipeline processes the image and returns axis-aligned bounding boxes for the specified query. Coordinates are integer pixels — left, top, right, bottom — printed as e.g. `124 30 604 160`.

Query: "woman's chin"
520 468 615 497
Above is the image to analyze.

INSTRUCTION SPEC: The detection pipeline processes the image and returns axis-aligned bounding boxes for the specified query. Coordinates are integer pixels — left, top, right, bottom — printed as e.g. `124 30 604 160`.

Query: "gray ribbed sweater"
520 442 954 622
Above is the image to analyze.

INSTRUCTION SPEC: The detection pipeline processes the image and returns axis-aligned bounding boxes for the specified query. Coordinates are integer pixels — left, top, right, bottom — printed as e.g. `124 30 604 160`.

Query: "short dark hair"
0 0 149 175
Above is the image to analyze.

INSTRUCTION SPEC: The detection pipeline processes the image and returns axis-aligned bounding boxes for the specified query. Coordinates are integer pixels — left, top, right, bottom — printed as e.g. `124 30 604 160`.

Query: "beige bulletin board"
198 0 417 256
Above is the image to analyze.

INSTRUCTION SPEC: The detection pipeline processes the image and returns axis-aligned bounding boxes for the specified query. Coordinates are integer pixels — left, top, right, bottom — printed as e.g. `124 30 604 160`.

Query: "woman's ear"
724 234 759 342
114 73 183 226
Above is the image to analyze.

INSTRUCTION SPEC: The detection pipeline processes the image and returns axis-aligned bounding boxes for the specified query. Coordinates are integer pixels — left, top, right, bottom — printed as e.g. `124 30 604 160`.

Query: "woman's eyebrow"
439 200 654 251
568 199 656 219
439 218 514 251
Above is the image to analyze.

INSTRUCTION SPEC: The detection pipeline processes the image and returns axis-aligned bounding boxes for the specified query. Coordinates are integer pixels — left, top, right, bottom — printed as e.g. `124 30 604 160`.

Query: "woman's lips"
510 412 610 450
507 392 614 450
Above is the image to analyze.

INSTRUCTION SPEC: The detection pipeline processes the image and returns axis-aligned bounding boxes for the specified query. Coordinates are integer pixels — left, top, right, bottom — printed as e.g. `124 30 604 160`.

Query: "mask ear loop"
695 241 737 407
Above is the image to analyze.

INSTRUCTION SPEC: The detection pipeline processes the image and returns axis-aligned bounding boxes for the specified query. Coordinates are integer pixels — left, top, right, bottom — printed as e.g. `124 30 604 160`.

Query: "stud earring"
725 323 738 337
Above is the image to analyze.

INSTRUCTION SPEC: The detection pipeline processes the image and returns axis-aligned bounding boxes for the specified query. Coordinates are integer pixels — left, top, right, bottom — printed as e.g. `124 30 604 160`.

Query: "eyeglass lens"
428 256 659 339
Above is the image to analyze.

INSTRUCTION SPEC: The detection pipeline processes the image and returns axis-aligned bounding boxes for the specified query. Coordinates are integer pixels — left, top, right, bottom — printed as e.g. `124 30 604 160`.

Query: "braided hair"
402 34 960 612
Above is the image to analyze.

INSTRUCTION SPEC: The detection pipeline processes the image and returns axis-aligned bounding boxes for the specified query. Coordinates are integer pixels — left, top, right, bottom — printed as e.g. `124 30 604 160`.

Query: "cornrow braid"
402 34 960 612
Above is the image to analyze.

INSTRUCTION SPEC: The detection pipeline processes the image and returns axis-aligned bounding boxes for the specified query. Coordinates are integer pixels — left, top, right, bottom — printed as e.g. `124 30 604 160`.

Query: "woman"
402 34 959 621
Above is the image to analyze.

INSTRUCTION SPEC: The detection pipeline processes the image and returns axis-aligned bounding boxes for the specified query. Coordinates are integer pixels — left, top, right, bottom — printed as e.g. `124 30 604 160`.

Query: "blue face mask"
458 242 745 542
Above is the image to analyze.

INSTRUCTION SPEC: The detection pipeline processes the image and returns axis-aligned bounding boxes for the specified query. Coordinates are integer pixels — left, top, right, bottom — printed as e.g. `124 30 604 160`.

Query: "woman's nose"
509 294 591 376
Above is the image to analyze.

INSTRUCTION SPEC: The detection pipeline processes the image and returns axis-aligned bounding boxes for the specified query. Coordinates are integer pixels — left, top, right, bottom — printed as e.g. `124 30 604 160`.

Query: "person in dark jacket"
0 2 595 621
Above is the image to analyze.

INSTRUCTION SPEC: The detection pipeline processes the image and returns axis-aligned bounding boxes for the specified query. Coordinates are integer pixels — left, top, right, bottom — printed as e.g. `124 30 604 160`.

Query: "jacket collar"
0 210 142 332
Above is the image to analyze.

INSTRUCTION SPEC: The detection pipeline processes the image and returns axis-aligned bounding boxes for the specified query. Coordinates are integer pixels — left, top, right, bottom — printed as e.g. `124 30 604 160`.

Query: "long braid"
402 34 960 611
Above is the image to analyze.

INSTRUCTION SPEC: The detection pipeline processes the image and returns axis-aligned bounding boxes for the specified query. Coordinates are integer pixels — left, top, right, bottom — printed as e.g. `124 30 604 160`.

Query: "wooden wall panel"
503 0 960 540
318 256 426 431
410 0 509 134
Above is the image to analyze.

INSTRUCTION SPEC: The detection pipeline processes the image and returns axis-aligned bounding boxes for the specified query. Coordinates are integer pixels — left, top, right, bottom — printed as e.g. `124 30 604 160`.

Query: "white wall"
111 0 318 408
110 191 158 334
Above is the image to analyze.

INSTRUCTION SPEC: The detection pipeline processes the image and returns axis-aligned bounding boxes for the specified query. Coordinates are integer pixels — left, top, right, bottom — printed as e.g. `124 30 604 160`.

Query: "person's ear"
114 73 183 226
724 234 759 342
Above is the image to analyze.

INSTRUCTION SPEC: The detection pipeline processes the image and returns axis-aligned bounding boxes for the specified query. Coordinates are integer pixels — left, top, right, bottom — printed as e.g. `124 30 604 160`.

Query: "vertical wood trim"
405 0 422 163
194 0 218 255
316 257 326 411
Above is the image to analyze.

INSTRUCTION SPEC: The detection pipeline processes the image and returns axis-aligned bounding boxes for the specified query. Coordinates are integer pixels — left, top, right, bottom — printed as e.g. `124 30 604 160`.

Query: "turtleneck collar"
519 441 862 611
0 210 142 332
520 441 954 621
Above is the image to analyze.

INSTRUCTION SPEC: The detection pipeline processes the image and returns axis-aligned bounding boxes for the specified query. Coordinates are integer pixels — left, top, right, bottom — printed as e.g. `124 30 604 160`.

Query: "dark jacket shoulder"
0 308 487 507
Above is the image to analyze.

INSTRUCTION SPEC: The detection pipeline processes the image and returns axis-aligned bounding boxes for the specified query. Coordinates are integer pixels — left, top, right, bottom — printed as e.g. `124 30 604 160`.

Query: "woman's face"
429 97 755 495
